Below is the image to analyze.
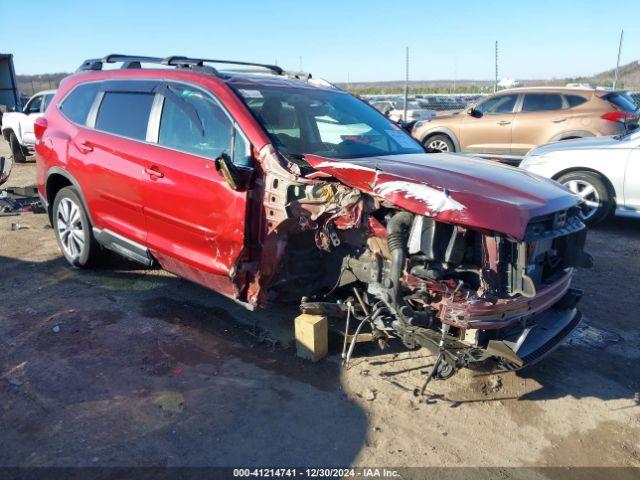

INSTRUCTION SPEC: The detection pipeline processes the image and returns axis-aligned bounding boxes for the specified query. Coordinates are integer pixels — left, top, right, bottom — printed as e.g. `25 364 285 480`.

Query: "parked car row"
28 54 594 378
369 99 436 122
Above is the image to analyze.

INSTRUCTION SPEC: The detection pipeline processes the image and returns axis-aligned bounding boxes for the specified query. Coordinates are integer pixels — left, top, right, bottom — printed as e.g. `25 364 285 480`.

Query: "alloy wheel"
428 139 450 151
564 179 601 221
56 197 85 260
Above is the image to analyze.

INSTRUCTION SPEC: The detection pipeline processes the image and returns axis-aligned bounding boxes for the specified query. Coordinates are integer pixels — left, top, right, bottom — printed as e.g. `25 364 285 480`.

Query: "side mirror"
214 153 253 191
398 120 417 133
468 108 482 118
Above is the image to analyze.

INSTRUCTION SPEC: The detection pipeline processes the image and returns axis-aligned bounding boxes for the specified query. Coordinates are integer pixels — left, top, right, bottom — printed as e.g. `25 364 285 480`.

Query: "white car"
370 100 436 123
520 129 640 225
1 89 56 163
387 100 436 122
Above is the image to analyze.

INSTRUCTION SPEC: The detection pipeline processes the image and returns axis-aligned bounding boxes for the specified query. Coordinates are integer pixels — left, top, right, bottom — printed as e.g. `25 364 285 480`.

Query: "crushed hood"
305 152 579 239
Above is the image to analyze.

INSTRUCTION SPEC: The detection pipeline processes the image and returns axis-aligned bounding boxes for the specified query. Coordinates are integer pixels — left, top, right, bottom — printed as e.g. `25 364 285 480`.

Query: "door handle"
552 118 568 123
497 120 511 126
144 166 164 180
75 140 93 153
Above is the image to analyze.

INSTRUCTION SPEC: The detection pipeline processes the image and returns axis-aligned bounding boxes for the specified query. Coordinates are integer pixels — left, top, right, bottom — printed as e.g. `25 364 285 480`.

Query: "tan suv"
412 87 639 162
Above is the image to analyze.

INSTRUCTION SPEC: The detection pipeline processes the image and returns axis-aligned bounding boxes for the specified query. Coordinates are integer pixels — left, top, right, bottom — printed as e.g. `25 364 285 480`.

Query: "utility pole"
452 59 457 94
403 47 409 122
613 29 624 90
494 41 498 93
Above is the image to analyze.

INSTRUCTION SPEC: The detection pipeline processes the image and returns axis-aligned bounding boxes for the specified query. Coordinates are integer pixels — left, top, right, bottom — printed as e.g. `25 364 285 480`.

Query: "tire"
424 134 454 153
557 171 612 227
9 132 27 163
52 186 101 267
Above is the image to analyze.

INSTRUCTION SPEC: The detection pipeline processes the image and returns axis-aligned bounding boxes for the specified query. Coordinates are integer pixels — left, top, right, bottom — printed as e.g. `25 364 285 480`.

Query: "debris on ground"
1 186 45 216
361 388 377 401
567 321 622 349
152 391 186 414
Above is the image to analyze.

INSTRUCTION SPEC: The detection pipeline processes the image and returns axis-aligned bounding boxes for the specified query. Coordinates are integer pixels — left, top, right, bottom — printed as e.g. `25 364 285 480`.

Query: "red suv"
36 54 592 378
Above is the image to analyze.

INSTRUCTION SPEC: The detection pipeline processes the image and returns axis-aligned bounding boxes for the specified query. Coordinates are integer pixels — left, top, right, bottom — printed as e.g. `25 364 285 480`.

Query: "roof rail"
76 54 285 76
162 56 283 75
76 54 164 72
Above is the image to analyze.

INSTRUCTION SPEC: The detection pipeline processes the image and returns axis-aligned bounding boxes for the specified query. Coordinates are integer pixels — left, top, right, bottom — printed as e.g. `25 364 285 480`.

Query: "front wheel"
9 132 27 163
424 134 454 153
52 186 101 267
557 171 612 226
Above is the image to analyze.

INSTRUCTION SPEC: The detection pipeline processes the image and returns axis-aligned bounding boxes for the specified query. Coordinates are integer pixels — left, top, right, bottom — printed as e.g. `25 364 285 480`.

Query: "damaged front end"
251 147 592 379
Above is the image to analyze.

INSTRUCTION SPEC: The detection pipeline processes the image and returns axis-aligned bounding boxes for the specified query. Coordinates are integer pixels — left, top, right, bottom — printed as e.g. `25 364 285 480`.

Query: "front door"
142 83 253 298
459 93 518 154
21 94 45 145
623 145 640 213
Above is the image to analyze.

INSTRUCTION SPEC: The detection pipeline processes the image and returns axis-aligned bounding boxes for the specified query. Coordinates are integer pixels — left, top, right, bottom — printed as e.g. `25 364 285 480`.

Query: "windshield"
232 86 424 162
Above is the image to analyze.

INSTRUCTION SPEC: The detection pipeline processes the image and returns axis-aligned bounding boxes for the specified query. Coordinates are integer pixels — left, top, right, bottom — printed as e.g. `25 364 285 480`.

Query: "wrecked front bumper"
487 288 583 370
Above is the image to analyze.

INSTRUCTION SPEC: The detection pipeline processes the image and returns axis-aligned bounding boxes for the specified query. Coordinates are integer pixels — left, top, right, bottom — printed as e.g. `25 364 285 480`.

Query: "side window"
476 94 517 114
233 130 252 167
565 95 587 108
42 94 55 112
522 94 563 112
59 83 101 125
158 85 234 161
24 95 42 114
95 92 155 140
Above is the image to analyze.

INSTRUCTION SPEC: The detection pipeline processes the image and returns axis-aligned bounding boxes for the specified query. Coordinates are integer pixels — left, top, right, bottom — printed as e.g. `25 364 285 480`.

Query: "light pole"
613 29 624 90
403 47 409 122
494 41 499 93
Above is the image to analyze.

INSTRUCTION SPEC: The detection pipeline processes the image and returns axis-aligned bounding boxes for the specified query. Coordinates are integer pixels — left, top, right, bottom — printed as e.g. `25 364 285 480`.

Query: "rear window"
95 92 154 140
59 83 100 125
565 94 588 108
522 94 563 112
605 92 638 113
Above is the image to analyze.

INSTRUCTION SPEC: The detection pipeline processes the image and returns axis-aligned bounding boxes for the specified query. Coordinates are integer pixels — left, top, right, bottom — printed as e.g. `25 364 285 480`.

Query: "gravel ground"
0 142 639 473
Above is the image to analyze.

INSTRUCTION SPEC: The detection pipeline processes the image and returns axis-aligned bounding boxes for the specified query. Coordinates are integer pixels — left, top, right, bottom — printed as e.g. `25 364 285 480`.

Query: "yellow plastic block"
294 314 328 362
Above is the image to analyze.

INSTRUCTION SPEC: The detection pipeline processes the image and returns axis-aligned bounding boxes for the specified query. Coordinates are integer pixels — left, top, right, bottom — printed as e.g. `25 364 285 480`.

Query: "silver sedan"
520 129 640 225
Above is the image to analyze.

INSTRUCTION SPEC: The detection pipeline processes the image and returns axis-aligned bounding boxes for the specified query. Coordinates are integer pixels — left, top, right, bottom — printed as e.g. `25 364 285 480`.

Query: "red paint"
306 154 579 240
36 68 268 299
35 65 583 311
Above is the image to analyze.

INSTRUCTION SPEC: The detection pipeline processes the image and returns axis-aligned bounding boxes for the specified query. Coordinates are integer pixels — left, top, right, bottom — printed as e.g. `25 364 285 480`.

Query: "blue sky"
2 0 638 82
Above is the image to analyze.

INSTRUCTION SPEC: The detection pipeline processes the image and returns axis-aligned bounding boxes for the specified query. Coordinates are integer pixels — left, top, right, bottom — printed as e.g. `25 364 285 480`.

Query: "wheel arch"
552 166 618 206
548 130 594 143
45 168 95 225
417 127 460 152
2 128 12 142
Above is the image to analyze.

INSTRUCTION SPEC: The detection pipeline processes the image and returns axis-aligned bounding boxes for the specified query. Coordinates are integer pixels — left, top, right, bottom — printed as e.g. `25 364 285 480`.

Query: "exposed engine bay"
248 146 593 380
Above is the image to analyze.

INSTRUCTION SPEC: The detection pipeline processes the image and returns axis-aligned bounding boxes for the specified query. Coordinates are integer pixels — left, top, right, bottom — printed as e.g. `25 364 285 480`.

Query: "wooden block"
294 314 328 362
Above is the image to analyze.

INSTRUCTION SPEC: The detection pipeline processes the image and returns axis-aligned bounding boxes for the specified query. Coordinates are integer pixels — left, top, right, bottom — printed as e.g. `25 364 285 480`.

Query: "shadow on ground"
0 255 367 467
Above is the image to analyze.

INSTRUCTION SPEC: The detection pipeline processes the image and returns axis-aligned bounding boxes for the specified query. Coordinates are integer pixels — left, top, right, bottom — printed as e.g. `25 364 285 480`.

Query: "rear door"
71 80 155 246
141 82 253 298
459 93 517 154
510 93 565 155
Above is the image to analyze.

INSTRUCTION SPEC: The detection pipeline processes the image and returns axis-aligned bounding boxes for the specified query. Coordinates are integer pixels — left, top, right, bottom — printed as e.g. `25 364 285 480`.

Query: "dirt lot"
1 142 639 474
